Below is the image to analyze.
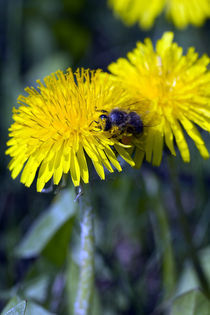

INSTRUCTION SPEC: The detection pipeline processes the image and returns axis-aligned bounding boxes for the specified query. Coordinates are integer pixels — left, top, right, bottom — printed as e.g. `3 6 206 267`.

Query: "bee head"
99 114 112 131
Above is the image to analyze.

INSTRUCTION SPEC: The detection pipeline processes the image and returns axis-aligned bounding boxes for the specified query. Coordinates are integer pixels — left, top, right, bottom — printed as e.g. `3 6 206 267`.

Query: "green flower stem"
154 202 176 299
74 186 94 315
145 174 176 298
168 157 210 298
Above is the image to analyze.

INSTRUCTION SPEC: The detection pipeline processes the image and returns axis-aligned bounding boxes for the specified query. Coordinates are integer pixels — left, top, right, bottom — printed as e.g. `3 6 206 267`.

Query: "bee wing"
141 111 161 128
125 100 161 128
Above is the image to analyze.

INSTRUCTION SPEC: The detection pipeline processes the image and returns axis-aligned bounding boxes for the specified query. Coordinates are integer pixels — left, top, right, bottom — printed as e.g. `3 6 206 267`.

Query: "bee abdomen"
126 112 143 135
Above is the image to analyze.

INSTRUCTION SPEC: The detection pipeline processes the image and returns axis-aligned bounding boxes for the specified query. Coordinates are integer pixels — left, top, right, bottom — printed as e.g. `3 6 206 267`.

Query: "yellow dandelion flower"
6 68 135 192
108 0 164 29
166 0 210 28
108 0 210 29
108 32 210 167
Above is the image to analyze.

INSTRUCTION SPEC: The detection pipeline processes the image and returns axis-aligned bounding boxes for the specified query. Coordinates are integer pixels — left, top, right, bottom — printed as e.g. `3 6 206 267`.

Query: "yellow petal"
104 146 122 172
114 144 135 166
171 120 190 162
164 119 176 156
133 147 144 168
92 160 105 180
77 144 89 184
179 115 210 159
70 150 80 186
152 128 164 166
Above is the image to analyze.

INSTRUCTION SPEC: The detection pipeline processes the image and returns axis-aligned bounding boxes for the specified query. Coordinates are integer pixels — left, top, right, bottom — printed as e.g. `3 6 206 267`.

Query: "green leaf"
22 275 50 303
2 298 55 315
16 188 76 258
66 256 79 314
170 289 210 315
42 217 74 266
2 299 26 315
24 302 55 315
176 247 210 296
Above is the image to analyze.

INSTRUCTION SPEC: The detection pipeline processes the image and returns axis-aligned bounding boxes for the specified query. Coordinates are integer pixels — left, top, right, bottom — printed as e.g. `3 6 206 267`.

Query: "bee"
98 108 144 137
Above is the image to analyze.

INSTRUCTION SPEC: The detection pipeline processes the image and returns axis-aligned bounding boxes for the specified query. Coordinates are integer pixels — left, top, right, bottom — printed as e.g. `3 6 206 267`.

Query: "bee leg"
109 132 122 139
89 120 99 127
109 134 117 139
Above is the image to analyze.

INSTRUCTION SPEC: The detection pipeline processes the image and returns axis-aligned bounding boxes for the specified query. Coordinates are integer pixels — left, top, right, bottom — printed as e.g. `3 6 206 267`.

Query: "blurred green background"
1 0 210 314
